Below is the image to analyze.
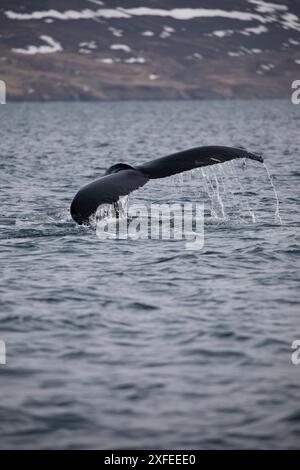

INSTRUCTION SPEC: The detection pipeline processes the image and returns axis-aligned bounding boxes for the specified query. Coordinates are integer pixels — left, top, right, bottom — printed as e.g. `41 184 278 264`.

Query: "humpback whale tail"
70 146 263 225
136 146 263 179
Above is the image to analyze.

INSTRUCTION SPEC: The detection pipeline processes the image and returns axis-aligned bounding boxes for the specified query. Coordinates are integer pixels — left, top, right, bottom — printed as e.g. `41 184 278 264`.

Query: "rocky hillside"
1 0 300 100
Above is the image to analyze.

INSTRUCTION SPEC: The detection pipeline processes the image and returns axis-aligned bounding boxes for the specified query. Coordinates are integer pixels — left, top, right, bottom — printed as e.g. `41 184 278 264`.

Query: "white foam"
149 74 159 80
12 35 62 54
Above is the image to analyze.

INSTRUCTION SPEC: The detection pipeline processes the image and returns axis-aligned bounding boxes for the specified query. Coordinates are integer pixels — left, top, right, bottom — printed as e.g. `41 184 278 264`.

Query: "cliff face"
1 0 300 101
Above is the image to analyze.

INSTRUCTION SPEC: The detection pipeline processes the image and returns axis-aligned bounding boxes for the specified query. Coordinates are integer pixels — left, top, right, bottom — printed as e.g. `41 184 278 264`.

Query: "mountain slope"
1 0 300 100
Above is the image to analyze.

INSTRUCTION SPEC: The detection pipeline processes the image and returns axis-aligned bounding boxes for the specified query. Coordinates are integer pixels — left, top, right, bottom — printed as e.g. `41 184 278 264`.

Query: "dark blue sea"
0 100 299 449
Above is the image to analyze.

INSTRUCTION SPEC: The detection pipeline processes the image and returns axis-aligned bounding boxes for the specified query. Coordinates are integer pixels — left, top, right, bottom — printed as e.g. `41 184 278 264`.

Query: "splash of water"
263 162 283 225
92 195 129 226
89 160 282 229
15 209 72 227
212 167 226 219
228 161 256 223
219 163 243 221
201 168 218 219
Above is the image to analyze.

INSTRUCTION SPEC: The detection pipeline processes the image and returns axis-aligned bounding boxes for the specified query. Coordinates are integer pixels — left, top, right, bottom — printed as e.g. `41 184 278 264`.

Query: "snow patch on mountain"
243 25 268 34
80 41 97 49
211 24 268 38
124 57 146 64
281 13 300 32
160 26 175 39
12 35 62 54
142 31 155 37
110 44 131 53
108 27 123 37
248 0 287 14
4 8 269 23
149 74 159 80
6 6 300 33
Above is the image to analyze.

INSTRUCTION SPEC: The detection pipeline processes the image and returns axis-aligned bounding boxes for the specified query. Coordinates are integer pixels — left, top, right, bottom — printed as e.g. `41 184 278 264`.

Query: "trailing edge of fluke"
70 145 264 225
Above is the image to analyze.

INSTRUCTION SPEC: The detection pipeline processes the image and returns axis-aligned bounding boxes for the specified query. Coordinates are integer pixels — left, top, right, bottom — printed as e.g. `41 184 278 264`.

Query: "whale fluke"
70 146 263 225
70 169 148 225
137 146 263 179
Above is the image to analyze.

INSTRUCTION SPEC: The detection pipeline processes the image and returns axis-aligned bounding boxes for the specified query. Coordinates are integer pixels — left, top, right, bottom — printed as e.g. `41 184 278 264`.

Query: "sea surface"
0 100 299 449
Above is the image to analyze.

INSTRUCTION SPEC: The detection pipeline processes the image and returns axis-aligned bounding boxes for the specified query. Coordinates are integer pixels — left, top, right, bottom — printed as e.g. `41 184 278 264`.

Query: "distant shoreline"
2 96 291 103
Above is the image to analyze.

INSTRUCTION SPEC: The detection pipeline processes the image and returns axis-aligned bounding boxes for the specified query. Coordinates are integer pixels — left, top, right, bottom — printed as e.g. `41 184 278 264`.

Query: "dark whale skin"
70 146 263 225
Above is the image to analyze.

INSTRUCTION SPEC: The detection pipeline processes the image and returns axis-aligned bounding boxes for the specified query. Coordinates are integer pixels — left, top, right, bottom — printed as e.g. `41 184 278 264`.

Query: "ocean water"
0 100 299 450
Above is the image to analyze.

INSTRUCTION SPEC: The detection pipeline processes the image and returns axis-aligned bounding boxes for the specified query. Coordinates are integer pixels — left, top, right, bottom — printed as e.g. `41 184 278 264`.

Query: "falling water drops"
263 162 283 225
